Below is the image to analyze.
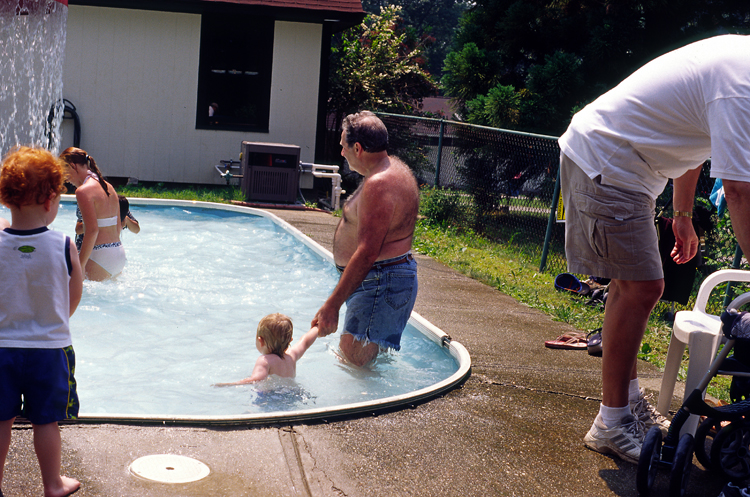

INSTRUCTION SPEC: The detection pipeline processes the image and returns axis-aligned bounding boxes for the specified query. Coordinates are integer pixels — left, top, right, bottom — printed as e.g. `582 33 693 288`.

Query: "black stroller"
637 309 750 496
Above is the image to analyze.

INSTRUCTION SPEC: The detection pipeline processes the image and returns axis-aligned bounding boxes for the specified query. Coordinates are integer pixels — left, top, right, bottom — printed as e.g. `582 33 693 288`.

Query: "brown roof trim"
68 0 364 30
200 0 363 14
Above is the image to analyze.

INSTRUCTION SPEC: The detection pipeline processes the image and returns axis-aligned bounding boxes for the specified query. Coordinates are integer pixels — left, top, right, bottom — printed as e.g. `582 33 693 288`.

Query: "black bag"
656 216 701 305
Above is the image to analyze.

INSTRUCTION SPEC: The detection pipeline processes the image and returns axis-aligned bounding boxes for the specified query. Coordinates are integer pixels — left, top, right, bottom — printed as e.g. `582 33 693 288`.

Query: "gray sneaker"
584 414 645 464
631 389 670 436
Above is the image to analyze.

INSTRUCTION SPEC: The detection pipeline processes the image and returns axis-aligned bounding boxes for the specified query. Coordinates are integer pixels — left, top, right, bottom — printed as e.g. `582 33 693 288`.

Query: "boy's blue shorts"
342 254 418 351
0 346 80 425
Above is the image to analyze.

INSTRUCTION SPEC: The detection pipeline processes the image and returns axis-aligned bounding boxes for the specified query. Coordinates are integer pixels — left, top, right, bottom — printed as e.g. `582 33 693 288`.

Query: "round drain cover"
129 454 210 483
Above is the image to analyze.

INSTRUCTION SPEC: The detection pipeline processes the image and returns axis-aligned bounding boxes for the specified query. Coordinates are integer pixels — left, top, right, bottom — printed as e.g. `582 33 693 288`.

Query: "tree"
442 0 750 135
442 43 497 105
360 0 471 78
328 5 437 120
466 84 519 129
325 6 437 181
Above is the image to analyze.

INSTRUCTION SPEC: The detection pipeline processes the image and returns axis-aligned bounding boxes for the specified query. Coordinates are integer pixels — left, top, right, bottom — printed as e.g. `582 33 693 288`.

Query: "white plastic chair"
656 269 750 436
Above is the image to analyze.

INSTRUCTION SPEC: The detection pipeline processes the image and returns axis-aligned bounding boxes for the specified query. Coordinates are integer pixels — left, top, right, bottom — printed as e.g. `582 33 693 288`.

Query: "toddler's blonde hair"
257 313 293 358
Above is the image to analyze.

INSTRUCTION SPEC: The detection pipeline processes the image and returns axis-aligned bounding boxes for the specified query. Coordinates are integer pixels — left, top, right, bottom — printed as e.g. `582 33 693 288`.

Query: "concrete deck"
2 207 726 496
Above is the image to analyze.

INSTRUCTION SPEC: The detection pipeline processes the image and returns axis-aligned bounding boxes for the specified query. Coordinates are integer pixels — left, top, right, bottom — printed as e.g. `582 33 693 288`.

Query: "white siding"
269 21 323 161
62 6 323 185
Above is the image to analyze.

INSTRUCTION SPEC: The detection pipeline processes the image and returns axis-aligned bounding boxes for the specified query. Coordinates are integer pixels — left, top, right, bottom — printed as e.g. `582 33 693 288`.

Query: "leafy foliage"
325 6 438 190
419 186 469 227
360 0 471 78
328 5 437 121
442 0 750 135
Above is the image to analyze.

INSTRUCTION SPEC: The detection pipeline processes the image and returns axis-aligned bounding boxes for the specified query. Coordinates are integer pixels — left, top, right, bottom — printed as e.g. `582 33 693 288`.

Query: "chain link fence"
378 112 568 275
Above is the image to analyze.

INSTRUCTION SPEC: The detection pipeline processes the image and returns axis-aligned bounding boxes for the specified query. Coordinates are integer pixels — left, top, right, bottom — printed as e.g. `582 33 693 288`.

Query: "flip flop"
544 332 588 350
554 273 591 296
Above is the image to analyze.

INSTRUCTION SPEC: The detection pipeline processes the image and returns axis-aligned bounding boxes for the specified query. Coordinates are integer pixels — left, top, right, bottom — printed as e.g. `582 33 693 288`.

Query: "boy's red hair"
0 146 66 208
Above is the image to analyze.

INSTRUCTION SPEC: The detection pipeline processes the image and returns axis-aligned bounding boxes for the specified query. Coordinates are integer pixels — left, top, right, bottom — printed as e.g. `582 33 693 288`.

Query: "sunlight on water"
1 201 459 416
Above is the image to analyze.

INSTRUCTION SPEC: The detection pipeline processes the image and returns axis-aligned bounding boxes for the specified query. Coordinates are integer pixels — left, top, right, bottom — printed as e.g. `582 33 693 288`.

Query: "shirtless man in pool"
312 111 420 367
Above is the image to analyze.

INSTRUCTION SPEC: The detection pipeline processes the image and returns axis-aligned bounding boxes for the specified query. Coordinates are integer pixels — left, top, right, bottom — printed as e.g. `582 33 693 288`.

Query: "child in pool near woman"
214 313 319 386
0 146 84 497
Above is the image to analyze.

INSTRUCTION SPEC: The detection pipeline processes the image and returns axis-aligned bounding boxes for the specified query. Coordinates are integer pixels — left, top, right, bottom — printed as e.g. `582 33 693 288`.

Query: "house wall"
62 6 322 185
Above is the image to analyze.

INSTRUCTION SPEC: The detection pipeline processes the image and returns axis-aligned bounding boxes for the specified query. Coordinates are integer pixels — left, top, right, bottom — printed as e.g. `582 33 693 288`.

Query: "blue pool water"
1 200 462 419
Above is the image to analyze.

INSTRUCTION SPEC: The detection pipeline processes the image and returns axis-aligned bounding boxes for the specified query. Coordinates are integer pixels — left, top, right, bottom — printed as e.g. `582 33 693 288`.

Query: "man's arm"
670 165 702 264
312 176 396 336
723 179 750 256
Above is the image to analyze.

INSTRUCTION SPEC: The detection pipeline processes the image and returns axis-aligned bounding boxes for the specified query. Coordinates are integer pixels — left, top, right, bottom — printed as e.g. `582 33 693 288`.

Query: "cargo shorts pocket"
589 217 636 263
576 191 641 264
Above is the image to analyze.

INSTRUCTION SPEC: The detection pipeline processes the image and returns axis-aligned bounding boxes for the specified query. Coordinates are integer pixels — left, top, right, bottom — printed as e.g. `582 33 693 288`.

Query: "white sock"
628 378 641 403
598 403 631 429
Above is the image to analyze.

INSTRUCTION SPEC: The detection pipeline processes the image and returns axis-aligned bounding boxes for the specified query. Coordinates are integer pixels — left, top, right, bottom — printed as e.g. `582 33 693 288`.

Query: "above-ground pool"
0 197 470 425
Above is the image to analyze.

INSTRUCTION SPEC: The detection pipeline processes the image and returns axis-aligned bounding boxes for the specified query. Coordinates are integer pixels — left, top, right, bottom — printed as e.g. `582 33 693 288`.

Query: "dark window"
196 13 274 132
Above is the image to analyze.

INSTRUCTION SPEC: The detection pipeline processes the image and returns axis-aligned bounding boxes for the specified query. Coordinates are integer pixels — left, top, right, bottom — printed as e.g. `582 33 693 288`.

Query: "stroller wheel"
695 417 721 470
637 426 663 495
711 421 750 481
669 433 695 497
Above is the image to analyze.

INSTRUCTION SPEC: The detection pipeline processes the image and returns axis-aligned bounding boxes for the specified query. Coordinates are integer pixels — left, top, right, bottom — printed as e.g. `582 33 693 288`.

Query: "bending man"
560 34 750 464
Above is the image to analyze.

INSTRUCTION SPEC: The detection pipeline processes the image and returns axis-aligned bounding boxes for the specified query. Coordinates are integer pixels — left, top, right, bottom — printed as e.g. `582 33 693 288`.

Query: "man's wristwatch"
673 210 693 218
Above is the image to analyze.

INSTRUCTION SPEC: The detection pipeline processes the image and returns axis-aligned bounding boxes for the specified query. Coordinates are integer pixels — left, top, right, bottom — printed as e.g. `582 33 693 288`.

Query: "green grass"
414 221 604 331
117 183 245 204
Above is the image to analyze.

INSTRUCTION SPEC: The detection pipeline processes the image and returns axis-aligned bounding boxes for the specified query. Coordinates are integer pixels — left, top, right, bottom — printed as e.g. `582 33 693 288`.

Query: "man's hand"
312 302 340 337
671 217 699 264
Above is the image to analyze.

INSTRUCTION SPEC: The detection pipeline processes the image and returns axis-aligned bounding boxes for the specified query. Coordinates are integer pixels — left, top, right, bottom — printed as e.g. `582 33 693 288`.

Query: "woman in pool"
61 147 125 281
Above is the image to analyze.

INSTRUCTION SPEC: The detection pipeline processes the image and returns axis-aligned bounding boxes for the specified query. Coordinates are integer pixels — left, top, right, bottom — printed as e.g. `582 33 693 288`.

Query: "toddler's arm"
286 326 319 363
124 213 140 233
213 355 271 387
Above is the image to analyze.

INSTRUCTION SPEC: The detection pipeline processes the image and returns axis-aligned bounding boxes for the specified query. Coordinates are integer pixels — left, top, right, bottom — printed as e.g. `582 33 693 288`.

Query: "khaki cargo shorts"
560 153 663 281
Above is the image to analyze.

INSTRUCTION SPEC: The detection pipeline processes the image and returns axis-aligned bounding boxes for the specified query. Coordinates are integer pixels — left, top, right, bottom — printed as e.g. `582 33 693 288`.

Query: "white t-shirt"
559 34 750 199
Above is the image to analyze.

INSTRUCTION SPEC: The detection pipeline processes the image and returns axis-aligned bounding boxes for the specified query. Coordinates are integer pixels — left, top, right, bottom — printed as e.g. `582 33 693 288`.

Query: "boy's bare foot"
44 475 80 497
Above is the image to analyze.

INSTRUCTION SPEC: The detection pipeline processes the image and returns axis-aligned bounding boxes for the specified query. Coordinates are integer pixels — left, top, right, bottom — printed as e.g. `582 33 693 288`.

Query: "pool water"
1 201 460 417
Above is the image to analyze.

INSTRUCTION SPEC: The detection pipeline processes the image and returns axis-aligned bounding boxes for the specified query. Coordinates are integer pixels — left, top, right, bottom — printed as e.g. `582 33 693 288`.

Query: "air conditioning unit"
240 141 300 203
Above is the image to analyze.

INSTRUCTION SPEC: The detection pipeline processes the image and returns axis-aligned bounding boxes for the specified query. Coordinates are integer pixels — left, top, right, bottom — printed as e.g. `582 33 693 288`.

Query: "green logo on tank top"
17 245 35 253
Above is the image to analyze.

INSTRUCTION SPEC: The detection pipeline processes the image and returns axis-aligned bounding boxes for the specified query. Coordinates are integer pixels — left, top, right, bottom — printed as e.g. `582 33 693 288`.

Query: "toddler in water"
0 146 83 497
214 313 319 386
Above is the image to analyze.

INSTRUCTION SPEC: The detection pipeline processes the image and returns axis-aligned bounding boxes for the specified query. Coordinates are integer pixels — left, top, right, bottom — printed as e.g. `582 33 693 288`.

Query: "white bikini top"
97 216 118 227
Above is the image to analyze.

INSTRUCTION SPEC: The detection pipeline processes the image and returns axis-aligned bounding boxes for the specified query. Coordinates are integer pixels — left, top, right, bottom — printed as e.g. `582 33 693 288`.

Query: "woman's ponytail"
87 155 110 196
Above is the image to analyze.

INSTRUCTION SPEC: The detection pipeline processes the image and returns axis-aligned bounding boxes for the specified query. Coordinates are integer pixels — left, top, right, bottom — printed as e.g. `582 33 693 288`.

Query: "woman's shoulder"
77 179 114 198
75 181 97 200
